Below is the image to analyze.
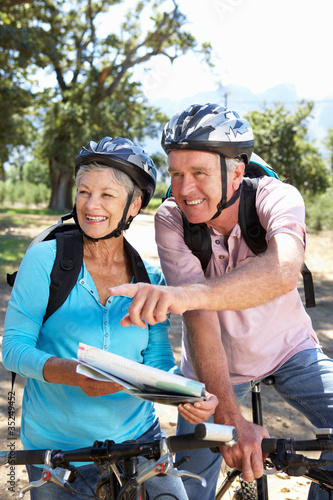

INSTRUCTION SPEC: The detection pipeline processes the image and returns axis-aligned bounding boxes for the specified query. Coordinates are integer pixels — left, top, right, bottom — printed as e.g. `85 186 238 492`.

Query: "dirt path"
0 214 332 499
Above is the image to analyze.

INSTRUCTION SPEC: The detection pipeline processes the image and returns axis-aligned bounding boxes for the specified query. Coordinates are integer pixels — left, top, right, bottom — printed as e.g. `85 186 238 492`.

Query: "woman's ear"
129 195 143 218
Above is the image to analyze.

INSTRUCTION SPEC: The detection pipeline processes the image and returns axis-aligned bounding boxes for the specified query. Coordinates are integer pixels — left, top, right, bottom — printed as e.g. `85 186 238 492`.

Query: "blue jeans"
176 348 333 500
27 419 188 500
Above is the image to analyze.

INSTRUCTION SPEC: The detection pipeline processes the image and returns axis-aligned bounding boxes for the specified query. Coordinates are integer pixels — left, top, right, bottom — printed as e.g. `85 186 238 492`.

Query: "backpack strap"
238 178 267 255
301 263 316 308
43 229 83 324
124 238 151 284
182 213 212 271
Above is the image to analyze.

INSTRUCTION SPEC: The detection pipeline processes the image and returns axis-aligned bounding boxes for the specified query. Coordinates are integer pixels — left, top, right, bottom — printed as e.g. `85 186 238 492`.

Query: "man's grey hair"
76 162 142 200
210 154 244 173
225 157 244 173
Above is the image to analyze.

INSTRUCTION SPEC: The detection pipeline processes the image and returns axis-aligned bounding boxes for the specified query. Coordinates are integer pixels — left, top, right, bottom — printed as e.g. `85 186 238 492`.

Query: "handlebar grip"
194 423 238 445
166 434 225 453
261 439 278 455
166 424 238 454
5 449 48 465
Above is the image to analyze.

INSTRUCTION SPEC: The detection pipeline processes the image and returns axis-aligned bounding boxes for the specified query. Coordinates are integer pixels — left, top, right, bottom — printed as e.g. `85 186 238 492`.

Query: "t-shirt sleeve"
155 199 206 286
256 177 307 246
2 242 56 380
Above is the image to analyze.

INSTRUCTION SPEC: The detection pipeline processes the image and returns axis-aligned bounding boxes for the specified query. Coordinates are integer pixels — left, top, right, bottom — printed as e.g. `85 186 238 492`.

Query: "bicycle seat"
262 376 275 386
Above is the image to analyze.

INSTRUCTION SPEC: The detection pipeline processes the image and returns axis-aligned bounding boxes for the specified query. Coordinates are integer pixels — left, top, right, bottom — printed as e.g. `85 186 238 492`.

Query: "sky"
111 0 333 103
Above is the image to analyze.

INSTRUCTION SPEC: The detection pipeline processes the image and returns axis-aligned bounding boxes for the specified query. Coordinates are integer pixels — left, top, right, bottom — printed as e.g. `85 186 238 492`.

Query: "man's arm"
108 232 305 327
180 309 269 481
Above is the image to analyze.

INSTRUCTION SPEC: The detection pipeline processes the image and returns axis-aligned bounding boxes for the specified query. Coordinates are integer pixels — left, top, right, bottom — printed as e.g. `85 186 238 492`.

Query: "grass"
0 209 62 285
0 207 63 216
0 235 31 284
0 214 43 231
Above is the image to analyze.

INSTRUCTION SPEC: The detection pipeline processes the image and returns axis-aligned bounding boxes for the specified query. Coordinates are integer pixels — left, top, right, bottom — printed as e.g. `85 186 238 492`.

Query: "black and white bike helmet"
73 136 156 240
161 103 254 218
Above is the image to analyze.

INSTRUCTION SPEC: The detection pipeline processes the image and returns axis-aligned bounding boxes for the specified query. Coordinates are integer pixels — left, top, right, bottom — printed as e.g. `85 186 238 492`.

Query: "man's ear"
232 161 245 189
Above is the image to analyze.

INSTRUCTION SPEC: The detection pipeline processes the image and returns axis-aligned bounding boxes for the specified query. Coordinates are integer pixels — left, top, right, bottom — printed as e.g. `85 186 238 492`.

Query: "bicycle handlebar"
2 430 333 468
0 423 237 467
262 437 333 455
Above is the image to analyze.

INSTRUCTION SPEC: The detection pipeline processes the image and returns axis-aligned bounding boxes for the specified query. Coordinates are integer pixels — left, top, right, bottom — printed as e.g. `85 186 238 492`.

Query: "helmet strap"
210 155 241 220
72 190 136 242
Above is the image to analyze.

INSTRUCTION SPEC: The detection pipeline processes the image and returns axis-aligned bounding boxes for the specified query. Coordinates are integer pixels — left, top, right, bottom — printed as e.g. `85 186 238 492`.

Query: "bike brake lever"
18 450 75 498
134 438 207 488
165 466 207 487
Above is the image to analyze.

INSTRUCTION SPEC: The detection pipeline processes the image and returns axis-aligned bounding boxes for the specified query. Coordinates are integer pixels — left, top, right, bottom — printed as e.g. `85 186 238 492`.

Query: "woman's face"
76 169 138 240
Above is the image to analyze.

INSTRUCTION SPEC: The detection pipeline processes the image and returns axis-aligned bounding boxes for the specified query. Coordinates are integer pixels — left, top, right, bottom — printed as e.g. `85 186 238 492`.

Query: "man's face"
168 149 222 224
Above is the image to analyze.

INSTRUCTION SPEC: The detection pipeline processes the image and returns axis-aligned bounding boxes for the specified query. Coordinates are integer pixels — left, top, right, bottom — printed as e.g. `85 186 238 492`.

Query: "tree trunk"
48 158 74 212
0 164 5 182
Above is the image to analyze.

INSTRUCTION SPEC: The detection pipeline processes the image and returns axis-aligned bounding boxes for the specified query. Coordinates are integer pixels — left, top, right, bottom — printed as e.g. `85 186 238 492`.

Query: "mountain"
144 84 333 155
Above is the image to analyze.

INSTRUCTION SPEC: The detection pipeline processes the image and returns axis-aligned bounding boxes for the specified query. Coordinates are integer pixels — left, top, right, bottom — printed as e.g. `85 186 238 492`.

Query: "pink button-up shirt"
155 177 319 384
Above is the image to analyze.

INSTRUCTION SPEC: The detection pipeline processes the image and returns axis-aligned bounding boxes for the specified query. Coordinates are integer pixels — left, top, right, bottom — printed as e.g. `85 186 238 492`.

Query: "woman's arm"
42 357 124 395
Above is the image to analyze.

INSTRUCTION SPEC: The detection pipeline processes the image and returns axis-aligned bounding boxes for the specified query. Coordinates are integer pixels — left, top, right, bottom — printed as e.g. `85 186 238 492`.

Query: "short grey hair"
211 154 244 173
76 162 142 200
225 157 244 173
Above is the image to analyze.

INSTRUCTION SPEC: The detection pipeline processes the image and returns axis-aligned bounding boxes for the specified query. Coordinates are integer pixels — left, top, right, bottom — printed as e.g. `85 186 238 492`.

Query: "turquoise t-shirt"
2 239 179 451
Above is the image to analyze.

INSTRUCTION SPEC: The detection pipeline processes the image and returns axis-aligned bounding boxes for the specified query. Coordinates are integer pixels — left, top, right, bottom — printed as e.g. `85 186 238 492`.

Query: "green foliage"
323 127 333 172
0 181 6 205
23 159 50 186
305 188 333 231
153 182 168 199
150 152 168 181
1 181 50 207
146 197 162 211
246 102 331 194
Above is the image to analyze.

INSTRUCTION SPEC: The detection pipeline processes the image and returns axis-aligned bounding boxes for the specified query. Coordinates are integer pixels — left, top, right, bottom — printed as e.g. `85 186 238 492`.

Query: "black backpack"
167 153 316 309
7 212 151 325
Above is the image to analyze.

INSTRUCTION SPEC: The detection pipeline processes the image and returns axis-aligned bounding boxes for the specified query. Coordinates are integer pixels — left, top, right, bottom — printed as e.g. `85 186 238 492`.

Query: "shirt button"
80 280 85 285
104 309 107 314
104 345 108 350
105 333 109 337
219 255 224 259
108 300 111 304
104 321 108 325
215 240 220 244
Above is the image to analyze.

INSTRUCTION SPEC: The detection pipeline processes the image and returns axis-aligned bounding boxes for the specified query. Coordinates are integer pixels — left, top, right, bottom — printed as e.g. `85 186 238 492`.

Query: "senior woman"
2 137 217 500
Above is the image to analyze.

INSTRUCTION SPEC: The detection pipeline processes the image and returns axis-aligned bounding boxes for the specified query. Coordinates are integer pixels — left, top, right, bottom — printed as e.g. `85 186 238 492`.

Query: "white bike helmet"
161 103 254 218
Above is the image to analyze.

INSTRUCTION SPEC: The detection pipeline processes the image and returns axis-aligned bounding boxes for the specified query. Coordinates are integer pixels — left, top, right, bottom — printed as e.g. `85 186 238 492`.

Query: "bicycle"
216 428 333 499
0 422 237 499
216 377 333 499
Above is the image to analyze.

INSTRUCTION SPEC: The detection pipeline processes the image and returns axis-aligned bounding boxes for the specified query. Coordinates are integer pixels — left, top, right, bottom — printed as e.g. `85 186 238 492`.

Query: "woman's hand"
177 392 218 424
76 373 124 397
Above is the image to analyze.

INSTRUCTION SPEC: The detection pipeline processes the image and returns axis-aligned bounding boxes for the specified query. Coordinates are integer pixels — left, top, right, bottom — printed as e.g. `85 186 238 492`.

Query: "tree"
0 5 38 181
245 102 330 194
323 127 333 174
1 0 212 210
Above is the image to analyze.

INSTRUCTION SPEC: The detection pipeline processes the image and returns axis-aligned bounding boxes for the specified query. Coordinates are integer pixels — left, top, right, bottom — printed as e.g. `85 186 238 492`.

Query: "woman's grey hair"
76 162 142 201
